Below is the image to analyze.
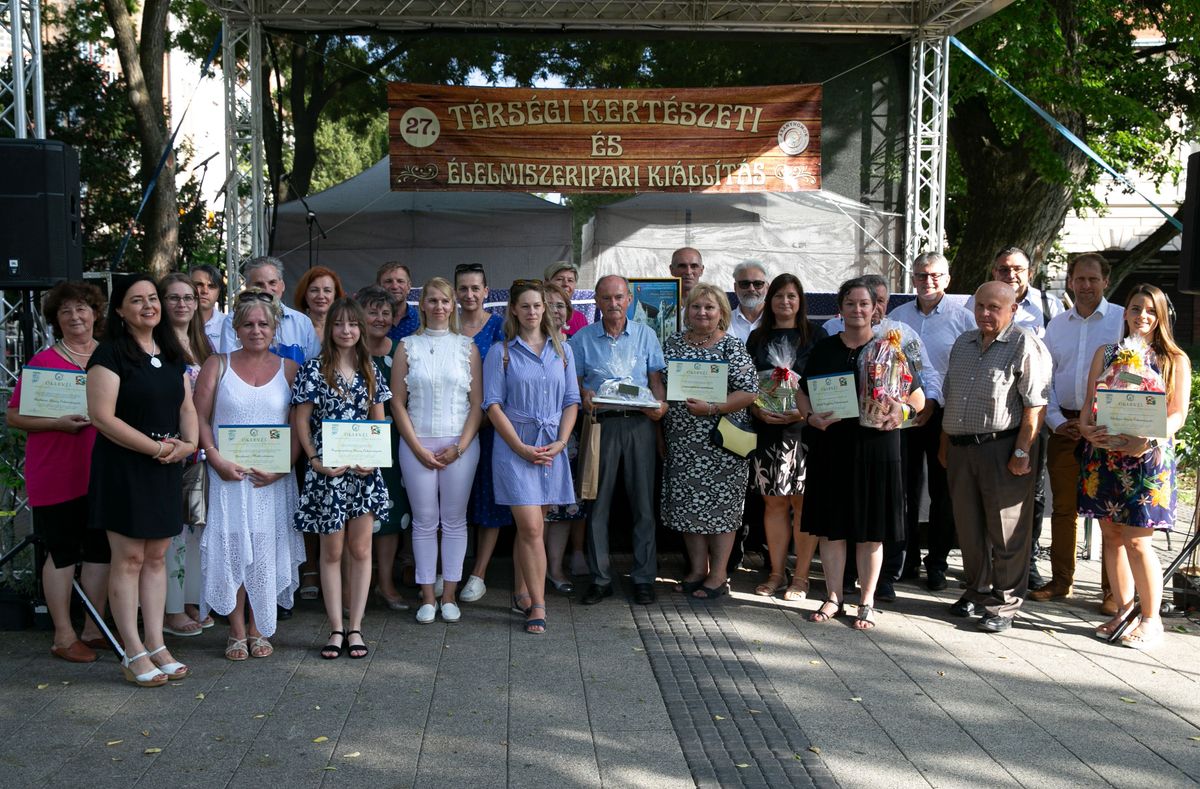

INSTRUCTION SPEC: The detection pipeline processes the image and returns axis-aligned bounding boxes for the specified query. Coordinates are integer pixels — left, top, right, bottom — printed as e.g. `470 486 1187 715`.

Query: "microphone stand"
294 190 326 270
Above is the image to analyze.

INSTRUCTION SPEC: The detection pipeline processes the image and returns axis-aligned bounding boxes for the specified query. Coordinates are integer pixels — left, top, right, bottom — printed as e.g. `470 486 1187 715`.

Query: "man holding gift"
1029 253 1124 602
888 252 975 591
940 282 1051 633
571 275 668 606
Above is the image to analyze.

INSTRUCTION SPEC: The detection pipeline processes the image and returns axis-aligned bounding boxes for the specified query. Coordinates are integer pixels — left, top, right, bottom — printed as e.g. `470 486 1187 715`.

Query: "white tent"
273 158 572 295
581 191 902 293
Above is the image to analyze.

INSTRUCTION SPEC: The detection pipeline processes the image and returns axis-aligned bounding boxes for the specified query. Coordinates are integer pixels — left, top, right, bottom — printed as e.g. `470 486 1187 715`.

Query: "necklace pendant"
150 356 163 368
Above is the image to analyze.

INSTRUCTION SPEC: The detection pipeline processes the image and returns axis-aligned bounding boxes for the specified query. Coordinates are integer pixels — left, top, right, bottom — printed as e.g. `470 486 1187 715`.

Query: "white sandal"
121 650 167 687
148 645 189 680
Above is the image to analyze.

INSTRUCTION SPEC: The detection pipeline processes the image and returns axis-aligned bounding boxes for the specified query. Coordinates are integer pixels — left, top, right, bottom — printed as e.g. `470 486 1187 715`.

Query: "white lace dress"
200 356 304 637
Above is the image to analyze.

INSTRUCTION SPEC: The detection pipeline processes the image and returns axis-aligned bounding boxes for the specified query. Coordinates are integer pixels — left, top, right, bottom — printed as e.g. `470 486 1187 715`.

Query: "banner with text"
388 83 821 193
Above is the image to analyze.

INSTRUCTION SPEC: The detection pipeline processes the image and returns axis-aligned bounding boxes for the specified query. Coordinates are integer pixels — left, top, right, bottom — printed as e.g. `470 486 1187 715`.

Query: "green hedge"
1176 368 1200 477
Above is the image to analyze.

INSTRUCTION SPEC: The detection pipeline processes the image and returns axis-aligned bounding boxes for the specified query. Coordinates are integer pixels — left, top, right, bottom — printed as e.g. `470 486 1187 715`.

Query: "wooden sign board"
388 83 820 193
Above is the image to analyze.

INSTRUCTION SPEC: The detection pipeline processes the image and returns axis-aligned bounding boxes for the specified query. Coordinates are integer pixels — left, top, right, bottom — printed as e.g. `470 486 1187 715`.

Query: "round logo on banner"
777 120 810 155
399 107 440 148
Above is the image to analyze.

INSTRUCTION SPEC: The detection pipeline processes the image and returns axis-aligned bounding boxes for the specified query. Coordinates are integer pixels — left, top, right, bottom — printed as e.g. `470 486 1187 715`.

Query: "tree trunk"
947 96 1087 293
1105 207 1184 295
101 0 178 276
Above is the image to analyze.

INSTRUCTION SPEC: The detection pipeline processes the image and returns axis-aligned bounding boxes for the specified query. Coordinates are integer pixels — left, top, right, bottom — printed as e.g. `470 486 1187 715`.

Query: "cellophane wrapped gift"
1097 336 1166 394
857 319 916 429
754 336 800 414
596 342 659 407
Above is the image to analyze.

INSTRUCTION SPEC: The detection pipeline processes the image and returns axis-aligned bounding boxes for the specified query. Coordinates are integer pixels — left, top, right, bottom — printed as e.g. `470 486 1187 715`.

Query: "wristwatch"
1013 447 1029 459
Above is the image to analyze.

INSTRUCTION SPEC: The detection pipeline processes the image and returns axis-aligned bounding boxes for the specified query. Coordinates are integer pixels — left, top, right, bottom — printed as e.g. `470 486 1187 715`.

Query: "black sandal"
346 629 369 659
808 599 845 623
674 579 704 594
320 630 345 660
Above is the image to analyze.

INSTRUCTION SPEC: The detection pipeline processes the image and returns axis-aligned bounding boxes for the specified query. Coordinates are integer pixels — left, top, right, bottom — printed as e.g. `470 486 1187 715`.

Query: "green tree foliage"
946 0 1200 291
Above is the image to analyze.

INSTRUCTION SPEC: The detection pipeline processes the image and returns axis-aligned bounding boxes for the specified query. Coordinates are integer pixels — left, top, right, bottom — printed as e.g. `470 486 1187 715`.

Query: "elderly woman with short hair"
7 282 111 663
662 282 758 599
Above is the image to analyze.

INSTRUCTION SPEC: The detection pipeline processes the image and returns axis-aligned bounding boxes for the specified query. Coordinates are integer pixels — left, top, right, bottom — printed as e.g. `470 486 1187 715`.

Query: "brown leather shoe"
50 640 98 663
1029 581 1073 601
1099 594 1118 616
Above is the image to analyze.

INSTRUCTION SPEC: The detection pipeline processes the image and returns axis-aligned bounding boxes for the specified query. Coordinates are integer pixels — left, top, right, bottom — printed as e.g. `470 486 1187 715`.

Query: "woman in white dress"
194 291 304 660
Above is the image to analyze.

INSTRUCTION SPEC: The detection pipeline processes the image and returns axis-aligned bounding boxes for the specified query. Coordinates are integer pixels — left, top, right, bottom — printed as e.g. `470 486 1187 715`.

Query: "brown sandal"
783 578 810 601
755 573 788 597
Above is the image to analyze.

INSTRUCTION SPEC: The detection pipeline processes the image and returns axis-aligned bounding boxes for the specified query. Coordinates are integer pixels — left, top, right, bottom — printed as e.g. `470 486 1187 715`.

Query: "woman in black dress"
746 274 827 601
799 278 924 630
88 274 198 685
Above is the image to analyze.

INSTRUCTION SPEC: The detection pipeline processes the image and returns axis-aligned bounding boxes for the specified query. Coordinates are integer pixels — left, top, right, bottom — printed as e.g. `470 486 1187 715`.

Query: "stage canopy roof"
206 1 1013 36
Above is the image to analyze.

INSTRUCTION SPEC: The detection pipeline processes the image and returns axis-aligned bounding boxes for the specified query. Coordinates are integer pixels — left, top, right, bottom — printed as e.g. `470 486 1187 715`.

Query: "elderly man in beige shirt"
939 281 1051 634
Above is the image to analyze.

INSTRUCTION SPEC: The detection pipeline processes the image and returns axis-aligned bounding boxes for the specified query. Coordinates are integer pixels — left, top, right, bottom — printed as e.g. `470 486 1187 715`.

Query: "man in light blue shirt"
887 252 975 591
1029 253 1124 603
570 274 667 606
218 256 321 363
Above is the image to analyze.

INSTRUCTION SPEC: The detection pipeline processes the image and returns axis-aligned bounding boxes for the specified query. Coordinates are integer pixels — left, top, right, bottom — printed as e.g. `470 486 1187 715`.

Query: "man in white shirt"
219 256 321 363
190 264 226 353
728 260 768 343
669 247 704 300
887 252 975 590
1028 253 1124 601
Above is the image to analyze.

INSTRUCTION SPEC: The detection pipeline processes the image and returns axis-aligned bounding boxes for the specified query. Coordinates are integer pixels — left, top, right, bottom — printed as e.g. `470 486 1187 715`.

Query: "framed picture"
627 277 681 347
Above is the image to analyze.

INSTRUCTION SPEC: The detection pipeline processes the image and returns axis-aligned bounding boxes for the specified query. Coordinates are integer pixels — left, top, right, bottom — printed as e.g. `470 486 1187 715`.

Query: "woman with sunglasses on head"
454 263 513 604
391 278 483 624
485 281 581 633
541 283 586 593
293 298 392 659
356 285 413 611
195 290 304 660
1078 284 1191 650
87 273 198 686
159 273 215 638
6 282 111 663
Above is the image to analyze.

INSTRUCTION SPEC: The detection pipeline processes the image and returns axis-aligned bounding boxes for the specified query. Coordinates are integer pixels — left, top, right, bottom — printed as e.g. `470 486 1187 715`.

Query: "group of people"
12 244 1190 686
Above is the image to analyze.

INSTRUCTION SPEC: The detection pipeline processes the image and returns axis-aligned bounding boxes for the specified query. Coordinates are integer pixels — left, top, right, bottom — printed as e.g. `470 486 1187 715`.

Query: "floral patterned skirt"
750 436 806 497
1077 441 1177 529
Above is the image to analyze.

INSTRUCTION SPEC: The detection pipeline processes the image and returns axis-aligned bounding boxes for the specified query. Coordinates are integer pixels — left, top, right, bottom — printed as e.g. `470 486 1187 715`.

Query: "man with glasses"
669 247 704 300
376 261 420 340
888 253 975 590
729 260 769 343
218 256 320 363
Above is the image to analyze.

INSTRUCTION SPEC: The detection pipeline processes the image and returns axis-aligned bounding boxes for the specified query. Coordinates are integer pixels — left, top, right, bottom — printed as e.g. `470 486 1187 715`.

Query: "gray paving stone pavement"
0 519 1197 787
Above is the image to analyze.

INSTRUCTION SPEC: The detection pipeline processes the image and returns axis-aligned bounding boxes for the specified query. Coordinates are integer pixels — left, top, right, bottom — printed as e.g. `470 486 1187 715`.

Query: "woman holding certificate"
293 298 392 660
160 272 213 638
6 281 111 663
800 278 924 631
1078 284 1192 649
391 277 483 625
662 283 758 600
483 280 581 633
195 291 304 660
87 273 198 686
745 274 828 601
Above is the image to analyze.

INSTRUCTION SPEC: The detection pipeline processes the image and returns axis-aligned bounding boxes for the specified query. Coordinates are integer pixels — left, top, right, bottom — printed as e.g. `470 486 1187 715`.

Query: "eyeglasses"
455 263 485 274
165 294 197 304
735 279 766 289
913 272 946 281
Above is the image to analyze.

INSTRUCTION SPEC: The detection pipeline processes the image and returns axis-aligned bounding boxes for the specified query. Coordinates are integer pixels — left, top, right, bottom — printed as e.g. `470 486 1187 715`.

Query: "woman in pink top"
545 261 589 337
6 282 111 663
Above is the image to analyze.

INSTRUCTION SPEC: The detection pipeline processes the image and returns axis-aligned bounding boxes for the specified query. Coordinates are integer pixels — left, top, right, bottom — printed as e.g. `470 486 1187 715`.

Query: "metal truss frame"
904 32 949 264
222 14 265 294
0 0 45 138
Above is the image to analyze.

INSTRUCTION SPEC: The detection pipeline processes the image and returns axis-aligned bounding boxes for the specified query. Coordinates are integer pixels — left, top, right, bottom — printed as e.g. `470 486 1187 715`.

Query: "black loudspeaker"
1180 150 1200 295
0 139 83 288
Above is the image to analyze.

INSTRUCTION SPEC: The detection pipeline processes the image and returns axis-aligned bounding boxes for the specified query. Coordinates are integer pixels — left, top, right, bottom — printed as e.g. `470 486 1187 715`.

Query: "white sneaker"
459 575 487 602
433 574 444 597
416 603 438 624
440 601 462 623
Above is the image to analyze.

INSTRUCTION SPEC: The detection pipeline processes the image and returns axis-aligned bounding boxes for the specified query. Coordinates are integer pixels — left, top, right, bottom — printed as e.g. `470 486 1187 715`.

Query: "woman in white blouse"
390 278 483 624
